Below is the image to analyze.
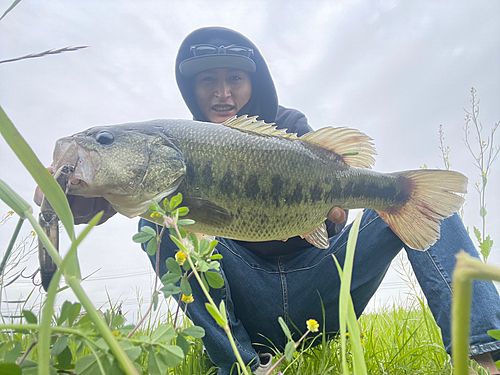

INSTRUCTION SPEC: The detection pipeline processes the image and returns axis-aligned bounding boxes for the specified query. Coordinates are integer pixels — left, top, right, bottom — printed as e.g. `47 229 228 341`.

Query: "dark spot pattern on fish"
236 164 246 184
344 180 372 199
394 186 410 203
244 174 260 199
376 185 399 200
271 175 285 207
342 180 407 202
220 169 236 196
325 179 343 202
310 184 323 202
201 164 214 187
290 184 303 204
186 161 195 185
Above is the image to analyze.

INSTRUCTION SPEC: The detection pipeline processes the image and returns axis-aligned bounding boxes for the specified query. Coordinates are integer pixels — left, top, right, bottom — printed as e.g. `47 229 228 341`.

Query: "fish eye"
96 131 114 145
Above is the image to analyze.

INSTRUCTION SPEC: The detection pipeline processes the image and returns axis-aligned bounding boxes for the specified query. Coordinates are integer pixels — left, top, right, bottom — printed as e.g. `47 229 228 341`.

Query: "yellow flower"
7 210 14 216
150 212 162 219
361 339 365 345
31 231 36 236
175 251 187 266
112 330 120 336
345 332 349 338
306 319 319 333
181 294 194 304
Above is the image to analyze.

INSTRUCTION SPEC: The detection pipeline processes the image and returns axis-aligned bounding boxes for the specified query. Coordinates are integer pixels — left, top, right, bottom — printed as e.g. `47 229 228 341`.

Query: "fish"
50 115 467 251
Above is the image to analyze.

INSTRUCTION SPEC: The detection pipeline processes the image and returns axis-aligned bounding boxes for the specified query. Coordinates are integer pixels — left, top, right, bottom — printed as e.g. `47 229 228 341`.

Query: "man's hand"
33 167 117 225
327 206 346 224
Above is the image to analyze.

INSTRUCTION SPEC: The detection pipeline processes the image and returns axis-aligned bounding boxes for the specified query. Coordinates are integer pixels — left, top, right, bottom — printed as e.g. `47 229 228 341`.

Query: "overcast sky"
0 0 499 320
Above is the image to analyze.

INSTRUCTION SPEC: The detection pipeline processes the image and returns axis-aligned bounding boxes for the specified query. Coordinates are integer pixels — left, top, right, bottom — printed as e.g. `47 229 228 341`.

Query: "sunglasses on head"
190 44 254 58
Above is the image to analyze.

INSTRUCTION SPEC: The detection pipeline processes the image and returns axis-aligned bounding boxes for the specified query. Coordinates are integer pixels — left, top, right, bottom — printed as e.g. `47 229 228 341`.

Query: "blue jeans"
140 210 500 374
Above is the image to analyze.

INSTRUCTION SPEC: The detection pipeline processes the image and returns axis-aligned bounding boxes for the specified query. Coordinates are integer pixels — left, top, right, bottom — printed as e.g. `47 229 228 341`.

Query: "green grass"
0 295 454 375
122 299 453 375
151 301 453 374
254 302 452 375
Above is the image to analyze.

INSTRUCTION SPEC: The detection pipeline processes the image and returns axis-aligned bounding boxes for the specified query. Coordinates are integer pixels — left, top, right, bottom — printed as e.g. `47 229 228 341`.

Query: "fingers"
33 167 55 206
34 186 44 206
327 206 346 224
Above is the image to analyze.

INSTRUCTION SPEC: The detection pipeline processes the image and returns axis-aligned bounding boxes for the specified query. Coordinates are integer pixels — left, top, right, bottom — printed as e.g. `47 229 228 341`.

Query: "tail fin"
377 170 467 251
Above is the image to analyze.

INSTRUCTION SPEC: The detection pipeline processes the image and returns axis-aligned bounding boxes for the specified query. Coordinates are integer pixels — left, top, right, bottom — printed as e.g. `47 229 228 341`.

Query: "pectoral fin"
300 222 330 249
182 197 233 227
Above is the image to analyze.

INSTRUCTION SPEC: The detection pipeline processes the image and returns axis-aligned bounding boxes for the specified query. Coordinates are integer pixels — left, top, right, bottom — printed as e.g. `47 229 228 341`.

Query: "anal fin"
300 222 330 249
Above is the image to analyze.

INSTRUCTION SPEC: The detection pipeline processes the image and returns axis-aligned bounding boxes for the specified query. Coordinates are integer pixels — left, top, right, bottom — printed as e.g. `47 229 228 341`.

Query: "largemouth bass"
50 115 467 251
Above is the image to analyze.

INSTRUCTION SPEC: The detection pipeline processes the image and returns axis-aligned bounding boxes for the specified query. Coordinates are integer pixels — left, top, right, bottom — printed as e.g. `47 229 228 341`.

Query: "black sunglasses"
190 44 254 58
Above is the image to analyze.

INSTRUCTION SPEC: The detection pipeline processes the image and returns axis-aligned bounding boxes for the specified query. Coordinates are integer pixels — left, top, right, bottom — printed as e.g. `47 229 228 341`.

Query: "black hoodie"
175 27 346 256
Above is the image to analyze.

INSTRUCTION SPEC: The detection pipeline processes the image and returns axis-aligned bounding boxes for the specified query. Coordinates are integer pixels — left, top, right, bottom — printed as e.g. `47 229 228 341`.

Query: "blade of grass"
0 106 75 240
0 217 24 277
0 179 32 218
0 46 89 64
332 211 367 375
0 0 21 21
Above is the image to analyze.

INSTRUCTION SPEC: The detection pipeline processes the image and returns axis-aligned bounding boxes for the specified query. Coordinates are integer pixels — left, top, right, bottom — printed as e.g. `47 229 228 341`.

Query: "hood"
175 26 279 123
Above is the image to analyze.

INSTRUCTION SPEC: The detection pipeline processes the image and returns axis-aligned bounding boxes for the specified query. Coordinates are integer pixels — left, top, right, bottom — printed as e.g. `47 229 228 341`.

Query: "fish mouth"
52 137 99 190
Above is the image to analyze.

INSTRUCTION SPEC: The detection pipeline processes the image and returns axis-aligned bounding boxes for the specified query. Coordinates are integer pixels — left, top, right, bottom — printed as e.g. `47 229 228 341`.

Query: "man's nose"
214 81 231 99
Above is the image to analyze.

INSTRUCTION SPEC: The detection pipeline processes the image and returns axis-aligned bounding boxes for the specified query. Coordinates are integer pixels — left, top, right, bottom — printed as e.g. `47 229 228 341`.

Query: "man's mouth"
212 105 235 112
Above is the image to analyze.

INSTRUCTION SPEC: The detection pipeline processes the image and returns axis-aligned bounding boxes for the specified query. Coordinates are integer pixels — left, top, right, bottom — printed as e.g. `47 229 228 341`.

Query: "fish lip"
52 137 99 188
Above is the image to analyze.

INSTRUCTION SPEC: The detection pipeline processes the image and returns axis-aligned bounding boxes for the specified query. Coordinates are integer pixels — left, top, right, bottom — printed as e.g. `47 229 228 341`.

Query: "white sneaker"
253 353 274 375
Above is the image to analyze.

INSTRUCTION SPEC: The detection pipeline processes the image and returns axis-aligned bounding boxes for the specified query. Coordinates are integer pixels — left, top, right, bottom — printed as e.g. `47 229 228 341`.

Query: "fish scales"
51 116 467 251
150 121 410 241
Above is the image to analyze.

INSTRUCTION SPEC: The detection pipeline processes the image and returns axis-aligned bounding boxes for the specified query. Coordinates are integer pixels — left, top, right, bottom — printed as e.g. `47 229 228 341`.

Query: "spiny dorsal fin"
222 116 376 169
222 115 299 140
300 127 377 169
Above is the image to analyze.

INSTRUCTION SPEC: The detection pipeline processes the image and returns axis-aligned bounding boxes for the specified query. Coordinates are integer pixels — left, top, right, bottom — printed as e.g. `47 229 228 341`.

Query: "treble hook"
20 267 40 280
21 267 43 289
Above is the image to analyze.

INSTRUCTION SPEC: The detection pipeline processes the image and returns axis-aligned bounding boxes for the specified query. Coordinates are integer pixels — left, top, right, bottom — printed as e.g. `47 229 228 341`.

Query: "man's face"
194 68 252 124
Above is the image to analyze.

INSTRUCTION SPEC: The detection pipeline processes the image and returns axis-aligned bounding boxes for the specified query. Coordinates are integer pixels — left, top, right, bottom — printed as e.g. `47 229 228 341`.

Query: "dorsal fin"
299 127 377 169
222 115 299 140
222 115 377 169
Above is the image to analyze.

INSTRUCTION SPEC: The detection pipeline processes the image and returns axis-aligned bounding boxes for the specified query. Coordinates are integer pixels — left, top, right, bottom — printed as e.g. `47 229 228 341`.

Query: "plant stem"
0 216 24 313
0 216 24 276
1 323 94 336
186 254 250 375
17 340 37 365
40 271 63 373
265 330 311 375
452 252 500 375
127 226 165 339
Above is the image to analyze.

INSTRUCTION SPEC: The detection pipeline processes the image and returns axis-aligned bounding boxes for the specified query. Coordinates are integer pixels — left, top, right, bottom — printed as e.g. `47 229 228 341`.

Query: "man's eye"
201 76 215 82
229 75 242 81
